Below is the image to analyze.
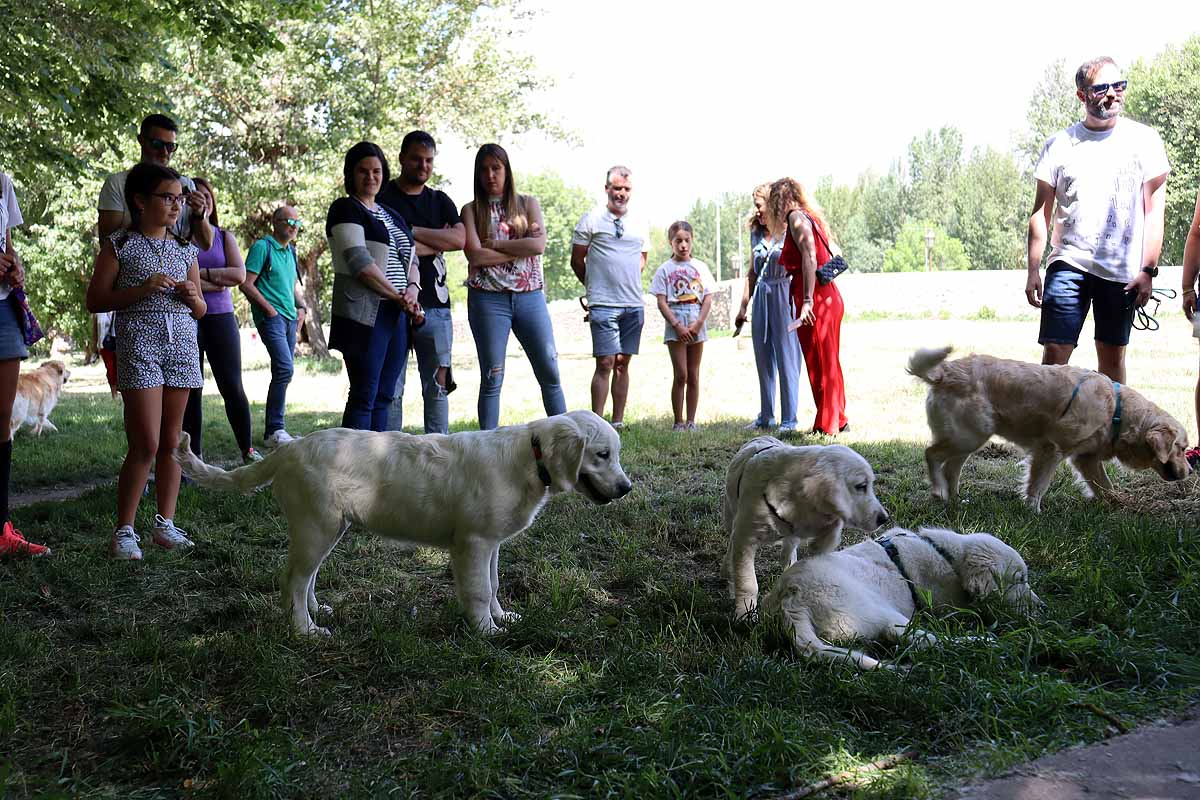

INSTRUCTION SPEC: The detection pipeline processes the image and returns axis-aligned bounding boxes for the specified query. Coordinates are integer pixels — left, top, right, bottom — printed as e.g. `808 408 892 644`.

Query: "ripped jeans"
467 287 566 430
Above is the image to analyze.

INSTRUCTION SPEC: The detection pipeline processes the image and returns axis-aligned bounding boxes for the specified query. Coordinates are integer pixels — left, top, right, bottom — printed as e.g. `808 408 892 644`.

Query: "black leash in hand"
1132 287 1178 332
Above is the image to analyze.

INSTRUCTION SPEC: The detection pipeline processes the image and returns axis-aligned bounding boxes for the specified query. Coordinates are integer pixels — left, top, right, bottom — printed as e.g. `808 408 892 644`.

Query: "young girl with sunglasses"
651 221 715 431
87 162 207 560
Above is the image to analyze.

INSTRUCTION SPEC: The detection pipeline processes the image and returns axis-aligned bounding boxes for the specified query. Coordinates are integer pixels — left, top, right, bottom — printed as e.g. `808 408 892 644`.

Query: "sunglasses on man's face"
280 218 302 229
148 138 178 153
1087 80 1128 97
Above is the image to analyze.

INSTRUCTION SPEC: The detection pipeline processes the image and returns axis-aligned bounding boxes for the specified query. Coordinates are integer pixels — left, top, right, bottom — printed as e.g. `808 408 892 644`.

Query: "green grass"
1 416 1198 798
3 313 1199 797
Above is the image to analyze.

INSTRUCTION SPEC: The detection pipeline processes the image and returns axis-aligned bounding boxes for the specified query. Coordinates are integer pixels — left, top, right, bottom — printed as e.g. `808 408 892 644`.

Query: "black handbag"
805 213 848 285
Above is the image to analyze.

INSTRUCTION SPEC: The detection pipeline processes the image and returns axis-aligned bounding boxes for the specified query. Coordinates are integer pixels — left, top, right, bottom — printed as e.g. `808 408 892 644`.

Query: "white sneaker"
152 514 194 550
263 429 296 448
111 525 143 560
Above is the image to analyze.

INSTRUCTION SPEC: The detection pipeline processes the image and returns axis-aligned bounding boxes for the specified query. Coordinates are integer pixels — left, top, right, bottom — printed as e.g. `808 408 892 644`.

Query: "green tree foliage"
517 172 592 302
907 126 963 229
10 0 557 347
1017 59 1079 176
682 192 752 282
1126 37 1200 265
883 221 969 272
953 147 1028 269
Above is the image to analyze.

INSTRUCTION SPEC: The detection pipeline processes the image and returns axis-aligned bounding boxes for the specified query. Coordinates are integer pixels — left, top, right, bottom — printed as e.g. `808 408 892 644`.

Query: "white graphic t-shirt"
650 258 715 304
1035 118 1170 283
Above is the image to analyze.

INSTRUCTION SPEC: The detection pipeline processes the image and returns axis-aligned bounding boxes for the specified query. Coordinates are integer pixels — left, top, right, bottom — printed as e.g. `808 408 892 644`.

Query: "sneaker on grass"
243 447 264 464
152 515 194 550
263 429 295 448
111 525 142 561
0 521 50 558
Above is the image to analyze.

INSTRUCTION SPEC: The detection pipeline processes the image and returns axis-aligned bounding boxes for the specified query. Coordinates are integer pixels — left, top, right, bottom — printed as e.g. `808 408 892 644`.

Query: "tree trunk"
299 239 330 358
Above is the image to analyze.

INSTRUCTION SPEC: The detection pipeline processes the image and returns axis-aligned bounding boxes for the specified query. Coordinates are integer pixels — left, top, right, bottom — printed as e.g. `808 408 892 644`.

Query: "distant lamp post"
923 228 936 271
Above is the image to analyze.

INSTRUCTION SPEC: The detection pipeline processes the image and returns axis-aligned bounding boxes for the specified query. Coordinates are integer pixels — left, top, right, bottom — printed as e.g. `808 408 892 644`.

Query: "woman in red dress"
767 177 847 435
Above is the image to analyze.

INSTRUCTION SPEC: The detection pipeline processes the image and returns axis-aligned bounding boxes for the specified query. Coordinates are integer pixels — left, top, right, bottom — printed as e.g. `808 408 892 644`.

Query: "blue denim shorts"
0 295 29 361
589 305 643 357
1038 263 1135 347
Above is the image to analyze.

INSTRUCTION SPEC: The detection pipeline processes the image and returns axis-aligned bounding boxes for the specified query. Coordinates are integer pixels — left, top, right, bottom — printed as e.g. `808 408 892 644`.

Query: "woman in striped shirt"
326 141 422 431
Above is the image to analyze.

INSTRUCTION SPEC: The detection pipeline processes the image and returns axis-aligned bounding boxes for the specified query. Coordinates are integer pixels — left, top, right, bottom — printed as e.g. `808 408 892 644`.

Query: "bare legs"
591 353 632 424
117 386 191 526
667 342 704 426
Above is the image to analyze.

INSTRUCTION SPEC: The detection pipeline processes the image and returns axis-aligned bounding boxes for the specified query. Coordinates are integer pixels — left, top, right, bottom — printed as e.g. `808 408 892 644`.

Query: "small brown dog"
908 346 1190 512
11 360 70 436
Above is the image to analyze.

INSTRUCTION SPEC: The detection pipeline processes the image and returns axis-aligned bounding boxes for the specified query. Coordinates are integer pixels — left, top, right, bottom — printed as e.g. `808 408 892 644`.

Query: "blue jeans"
467 288 566 430
342 300 410 432
256 313 296 436
389 307 453 434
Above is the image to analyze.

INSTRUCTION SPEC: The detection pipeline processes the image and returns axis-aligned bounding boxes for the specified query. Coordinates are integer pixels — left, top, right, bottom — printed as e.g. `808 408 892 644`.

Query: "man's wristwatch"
1142 265 1159 278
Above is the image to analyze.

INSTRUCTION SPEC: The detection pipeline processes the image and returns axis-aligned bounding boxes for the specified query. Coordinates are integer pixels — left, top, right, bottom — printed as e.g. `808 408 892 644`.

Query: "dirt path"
11 479 111 509
952 707 1200 799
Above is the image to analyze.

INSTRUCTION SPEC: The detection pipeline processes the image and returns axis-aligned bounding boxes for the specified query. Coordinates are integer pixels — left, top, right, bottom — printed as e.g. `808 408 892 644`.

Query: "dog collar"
530 436 552 487
1058 375 1123 445
735 441 781 500
876 535 925 610
916 533 956 568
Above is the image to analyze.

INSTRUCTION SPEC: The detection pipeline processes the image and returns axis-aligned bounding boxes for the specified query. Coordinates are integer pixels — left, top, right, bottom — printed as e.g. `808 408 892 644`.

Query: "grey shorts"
0 296 28 361
589 305 643 357
116 313 203 391
664 303 708 343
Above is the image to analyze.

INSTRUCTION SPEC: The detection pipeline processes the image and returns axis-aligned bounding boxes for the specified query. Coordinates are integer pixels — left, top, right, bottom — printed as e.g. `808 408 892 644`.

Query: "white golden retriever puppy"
722 437 890 620
908 346 1190 512
174 410 632 636
763 527 1041 671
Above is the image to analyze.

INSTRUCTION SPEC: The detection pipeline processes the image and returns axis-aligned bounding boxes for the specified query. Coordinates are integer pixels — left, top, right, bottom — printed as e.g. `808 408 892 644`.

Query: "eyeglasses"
148 138 178 153
281 218 303 229
613 217 624 239
153 192 187 206
1087 80 1128 97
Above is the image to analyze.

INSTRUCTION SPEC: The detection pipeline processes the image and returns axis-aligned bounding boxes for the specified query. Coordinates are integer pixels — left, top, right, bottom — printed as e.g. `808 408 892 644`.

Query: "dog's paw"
311 603 333 617
299 624 331 637
495 610 522 626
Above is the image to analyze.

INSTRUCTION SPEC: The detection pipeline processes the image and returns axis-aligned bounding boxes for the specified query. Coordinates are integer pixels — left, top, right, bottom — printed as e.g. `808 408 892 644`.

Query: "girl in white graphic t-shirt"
650 221 715 431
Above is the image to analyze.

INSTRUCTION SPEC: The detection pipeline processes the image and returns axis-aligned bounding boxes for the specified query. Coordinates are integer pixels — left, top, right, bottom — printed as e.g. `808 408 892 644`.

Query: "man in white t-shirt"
97 113 213 250
571 166 650 428
1025 56 1170 383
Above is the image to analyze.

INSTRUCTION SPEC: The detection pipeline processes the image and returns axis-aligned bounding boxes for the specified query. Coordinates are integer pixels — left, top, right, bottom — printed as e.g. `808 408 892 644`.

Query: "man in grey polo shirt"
571 166 650 429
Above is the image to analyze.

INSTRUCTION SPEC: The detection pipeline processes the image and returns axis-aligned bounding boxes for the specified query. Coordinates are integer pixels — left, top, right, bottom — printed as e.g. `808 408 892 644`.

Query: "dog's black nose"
615 480 633 498
875 510 891 528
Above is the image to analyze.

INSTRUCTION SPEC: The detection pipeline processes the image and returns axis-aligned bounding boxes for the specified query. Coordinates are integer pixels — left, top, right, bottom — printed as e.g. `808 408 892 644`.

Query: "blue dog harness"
875 532 957 611
1058 375 1123 446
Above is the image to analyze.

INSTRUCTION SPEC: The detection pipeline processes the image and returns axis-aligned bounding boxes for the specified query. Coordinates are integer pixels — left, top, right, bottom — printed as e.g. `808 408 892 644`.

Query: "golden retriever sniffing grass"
763 527 1041 671
11 360 70 437
908 346 1190 512
722 437 890 620
174 410 632 636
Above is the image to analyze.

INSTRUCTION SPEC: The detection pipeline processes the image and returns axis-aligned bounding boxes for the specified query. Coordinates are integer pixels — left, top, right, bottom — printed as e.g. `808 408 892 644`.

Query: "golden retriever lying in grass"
11 360 69 437
908 347 1190 512
763 526 1041 670
174 410 632 636
722 437 891 620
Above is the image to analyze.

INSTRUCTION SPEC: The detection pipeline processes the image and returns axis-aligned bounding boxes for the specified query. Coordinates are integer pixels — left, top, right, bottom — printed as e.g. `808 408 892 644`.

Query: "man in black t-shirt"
377 131 466 434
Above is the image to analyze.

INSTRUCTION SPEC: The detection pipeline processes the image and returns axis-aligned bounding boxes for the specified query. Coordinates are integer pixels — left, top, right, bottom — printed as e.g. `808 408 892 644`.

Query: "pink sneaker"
0 521 50 558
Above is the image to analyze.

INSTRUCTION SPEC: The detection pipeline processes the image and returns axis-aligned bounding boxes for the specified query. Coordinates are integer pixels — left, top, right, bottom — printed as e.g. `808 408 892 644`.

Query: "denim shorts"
589 305 643 357
1038 263 1136 347
0 295 28 361
663 302 708 343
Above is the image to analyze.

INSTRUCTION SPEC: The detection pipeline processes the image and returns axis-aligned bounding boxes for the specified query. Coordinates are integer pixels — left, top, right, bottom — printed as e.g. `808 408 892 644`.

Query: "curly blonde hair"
747 182 771 233
766 177 833 244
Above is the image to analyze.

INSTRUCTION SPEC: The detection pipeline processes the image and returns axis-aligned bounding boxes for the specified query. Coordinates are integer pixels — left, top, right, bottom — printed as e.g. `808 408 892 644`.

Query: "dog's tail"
174 432 287 494
784 606 886 671
906 346 953 384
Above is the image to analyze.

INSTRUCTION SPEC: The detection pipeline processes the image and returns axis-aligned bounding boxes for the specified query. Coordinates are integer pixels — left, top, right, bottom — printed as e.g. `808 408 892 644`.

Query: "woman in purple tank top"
181 179 260 463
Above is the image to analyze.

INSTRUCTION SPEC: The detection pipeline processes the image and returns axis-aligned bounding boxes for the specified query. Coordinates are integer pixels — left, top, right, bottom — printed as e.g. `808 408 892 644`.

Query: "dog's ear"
1146 425 1176 463
800 473 852 520
958 543 1000 598
538 415 586 493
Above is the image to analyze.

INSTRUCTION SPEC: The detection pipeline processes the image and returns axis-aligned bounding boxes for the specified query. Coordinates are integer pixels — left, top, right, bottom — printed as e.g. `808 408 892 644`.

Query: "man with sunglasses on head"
572 165 650 430
241 205 306 448
1026 56 1169 384
97 114 213 250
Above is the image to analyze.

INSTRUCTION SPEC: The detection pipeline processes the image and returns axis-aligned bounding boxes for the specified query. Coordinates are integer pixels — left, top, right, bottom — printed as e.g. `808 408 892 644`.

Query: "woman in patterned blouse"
461 143 566 430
